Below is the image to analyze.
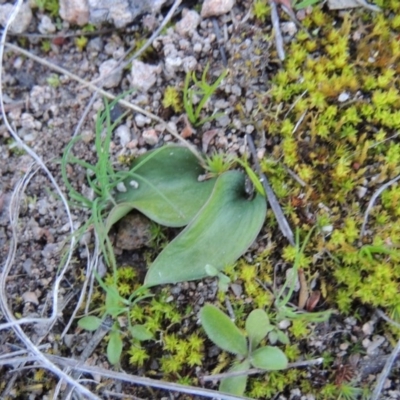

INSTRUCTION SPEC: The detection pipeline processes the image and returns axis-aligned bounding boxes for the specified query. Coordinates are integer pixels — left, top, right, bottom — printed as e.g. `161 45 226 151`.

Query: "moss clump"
162 86 183 113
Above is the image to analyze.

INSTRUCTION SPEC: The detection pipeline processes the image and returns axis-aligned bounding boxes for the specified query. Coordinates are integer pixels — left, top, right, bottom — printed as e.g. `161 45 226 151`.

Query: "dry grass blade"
360 174 400 240
246 134 295 246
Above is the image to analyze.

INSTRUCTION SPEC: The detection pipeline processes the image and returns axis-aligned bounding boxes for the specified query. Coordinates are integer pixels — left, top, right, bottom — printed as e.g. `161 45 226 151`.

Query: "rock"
115 213 152 251
115 124 132 146
59 0 90 26
175 9 201 36
38 15 56 34
135 114 151 127
142 129 159 145
87 0 167 28
98 59 122 88
0 2 32 34
130 60 161 92
201 0 235 18
22 291 39 306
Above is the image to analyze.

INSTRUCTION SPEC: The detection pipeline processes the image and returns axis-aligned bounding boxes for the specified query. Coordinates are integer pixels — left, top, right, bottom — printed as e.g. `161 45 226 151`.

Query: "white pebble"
116 182 127 192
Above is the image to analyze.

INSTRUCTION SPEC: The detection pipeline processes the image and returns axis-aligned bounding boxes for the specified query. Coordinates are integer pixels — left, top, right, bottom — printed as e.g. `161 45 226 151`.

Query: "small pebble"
116 182 127 192
142 129 159 145
338 92 350 102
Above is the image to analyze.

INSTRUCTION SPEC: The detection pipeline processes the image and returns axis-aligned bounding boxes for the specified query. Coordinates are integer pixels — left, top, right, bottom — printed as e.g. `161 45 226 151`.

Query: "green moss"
162 86 183 113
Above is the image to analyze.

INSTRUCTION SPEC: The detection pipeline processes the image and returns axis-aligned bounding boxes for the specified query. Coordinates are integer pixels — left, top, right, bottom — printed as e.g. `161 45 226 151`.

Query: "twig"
202 357 324 381
246 134 295 246
370 338 400 400
270 1 285 61
375 309 400 330
360 174 400 240
45 354 252 400
212 18 228 67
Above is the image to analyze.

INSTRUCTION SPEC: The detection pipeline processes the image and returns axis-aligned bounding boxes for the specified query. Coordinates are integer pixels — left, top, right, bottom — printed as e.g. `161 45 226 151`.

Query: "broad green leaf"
130 324 153 341
78 316 102 331
107 330 123 365
145 170 266 286
245 309 273 350
200 304 247 356
109 145 216 228
219 359 251 396
250 346 288 370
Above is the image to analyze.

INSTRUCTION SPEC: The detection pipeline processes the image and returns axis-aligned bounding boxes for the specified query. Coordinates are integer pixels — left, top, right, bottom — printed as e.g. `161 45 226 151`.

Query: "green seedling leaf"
105 286 124 318
245 309 273 350
111 145 216 228
78 316 102 331
250 346 288 370
145 170 266 286
107 329 123 365
130 324 153 341
200 304 248 356
276 330 290 345
268 330 278 345
217 273 230 292
219 359 251 396
236 158 266 197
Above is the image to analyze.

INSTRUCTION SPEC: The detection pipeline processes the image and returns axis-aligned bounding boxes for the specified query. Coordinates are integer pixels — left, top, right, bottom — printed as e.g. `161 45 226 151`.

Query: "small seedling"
200 304 288 395
274 228 332 323
78 282 153 364
183 63 228 126
205 264 231 292
46 74 61 87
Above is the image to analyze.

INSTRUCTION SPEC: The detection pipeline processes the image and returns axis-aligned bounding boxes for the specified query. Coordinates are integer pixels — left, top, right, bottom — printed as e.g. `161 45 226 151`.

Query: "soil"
1 1 400 399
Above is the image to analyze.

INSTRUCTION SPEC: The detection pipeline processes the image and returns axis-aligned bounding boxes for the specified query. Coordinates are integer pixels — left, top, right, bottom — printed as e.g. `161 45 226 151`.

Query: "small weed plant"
183 63 228 126
200 304 288 396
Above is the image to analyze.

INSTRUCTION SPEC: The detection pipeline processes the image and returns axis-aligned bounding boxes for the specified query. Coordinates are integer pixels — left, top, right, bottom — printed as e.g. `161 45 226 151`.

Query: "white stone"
130 60 161 92
38 15 56 34
175 9 201 36
22 291 39 305
201 0 234 17
115 124 131 146
362 321 374 336
0 2 32 34
116 182 127 192
142 129 159 145
59 0 89 26
135 114 151 127
98 59 122 88
338 92 350 102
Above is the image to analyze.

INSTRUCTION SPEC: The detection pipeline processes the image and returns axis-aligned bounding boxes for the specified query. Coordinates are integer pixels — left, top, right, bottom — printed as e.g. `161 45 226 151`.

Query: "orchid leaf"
109 145 216 229
144 170 266 286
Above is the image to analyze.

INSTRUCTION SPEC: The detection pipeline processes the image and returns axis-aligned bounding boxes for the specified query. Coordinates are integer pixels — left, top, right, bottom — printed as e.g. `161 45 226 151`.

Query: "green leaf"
110 145 215 228
276 330 290 345
78 316 102 331
205 264 219 277
219 359 251 396
245 309 273 350
130 324 153 341
107 330 123 365
250 346 288 370
145 170 266 286
200 304 248 356
105 286 123 317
